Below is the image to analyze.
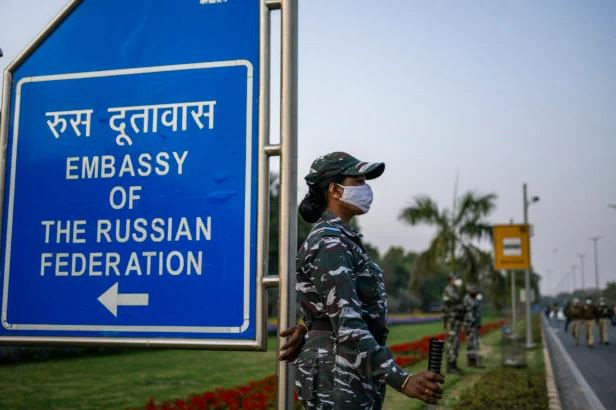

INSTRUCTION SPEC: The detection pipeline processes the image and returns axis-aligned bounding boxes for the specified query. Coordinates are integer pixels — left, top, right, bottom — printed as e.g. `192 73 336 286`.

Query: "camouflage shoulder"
304 219 343 244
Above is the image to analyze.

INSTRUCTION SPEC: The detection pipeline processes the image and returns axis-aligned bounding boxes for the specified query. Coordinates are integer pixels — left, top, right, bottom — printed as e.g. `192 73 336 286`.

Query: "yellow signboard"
492 224 531 270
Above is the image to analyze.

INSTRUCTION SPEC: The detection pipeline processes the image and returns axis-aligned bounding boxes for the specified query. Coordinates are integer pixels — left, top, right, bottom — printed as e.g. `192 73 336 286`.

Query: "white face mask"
454 278 463 287
337 183 373 213
476 294 483 301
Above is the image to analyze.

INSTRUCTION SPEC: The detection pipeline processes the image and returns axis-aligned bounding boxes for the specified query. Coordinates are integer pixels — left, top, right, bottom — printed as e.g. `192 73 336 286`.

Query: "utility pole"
589 236 600 291
578 253 585 293
523 183 538 349
571 264 577 294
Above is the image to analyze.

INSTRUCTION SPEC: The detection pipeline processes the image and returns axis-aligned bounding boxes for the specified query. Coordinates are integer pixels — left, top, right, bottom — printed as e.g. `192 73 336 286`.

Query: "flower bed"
143 319 505 410
143 375 279 410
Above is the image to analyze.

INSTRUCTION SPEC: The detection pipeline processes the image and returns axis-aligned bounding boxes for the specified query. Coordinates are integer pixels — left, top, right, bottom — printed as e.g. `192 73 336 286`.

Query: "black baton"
427 338 444 410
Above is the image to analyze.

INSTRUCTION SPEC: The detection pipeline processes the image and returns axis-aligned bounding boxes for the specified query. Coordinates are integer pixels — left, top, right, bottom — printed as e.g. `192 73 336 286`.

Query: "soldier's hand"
278 324 307 362
403 371 445 405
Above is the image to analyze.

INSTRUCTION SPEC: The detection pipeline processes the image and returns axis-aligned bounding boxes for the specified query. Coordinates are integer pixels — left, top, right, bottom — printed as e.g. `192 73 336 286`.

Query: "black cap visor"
343 162 385 180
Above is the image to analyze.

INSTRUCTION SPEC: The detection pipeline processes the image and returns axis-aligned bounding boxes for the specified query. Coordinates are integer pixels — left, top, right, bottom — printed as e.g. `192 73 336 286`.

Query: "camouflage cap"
305 152 385 186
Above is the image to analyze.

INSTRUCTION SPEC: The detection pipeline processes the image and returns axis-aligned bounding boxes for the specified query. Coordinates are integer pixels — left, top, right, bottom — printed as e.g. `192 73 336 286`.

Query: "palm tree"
399 191 497 289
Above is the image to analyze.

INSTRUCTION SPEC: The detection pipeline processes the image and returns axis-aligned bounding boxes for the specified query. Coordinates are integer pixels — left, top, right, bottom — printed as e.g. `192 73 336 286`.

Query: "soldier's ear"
329 182 342 200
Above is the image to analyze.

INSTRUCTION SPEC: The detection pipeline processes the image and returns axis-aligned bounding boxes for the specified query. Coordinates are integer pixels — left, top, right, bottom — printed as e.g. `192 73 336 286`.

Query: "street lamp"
578 254 585 293
523 183 539 348
589 236 600 290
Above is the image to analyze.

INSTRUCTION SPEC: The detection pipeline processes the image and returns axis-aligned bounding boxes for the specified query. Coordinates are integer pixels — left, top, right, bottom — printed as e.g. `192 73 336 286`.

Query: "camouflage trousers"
464 325 480 360
445 318 462 364
599 318 610 343
294 330 386 409
570 320 581 345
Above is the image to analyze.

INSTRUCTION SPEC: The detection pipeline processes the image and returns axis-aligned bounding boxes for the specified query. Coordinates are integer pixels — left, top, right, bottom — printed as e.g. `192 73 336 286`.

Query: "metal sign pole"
523 185 534 348
511 270 516 334
277 0 298 408
510 269 517 363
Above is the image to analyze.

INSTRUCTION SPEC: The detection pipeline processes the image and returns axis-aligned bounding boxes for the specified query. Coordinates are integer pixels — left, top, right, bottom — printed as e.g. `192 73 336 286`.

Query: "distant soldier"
597 297 614 345
463 284 484 368
443 275 465 373
563 300 572 332
580 298 598 348
567 298 582 346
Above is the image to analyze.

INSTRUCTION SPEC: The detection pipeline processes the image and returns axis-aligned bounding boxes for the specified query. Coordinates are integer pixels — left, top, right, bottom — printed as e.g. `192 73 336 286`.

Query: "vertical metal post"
523 183 533 348
277 0 298 408
511 270 516 333
590 236 600 291
256 0 273 351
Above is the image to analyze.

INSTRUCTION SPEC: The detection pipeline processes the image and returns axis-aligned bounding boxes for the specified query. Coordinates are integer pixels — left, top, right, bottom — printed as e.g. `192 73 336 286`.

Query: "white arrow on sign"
97 282 149 317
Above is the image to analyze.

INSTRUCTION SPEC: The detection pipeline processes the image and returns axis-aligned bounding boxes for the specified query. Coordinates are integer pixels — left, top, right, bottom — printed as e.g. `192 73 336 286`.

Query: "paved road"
545 317 616 410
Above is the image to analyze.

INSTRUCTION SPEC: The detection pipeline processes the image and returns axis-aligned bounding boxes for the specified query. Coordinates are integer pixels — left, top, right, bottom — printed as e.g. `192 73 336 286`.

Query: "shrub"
452 364 548 410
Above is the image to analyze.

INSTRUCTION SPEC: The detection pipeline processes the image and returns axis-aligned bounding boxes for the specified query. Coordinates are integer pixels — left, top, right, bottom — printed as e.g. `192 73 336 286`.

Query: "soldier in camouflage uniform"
291 152 444 409
597 297 614 345
580 298 598 348
463 284 484 368
566 298 583 346
443 275 465 373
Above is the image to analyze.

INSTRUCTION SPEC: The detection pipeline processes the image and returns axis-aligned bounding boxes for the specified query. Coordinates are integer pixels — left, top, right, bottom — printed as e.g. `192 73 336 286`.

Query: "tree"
418 271 449 312
604 281 616 304
399 191 497 290
380 247 416 297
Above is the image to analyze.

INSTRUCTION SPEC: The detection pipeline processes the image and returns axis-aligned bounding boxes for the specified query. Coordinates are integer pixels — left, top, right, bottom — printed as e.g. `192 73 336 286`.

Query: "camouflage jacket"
442 284 464 320
296 210 409 391
463 294 481 328
597 304 614 319
580 304 597 320
566 303 582 320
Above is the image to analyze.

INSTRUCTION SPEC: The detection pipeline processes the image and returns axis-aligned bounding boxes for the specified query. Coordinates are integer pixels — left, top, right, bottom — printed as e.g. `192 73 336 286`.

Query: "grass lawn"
0 338 277 410
0 320 450 410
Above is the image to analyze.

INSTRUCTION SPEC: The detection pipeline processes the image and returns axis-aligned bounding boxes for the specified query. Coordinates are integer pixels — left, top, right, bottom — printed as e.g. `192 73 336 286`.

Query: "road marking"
543 316 606 410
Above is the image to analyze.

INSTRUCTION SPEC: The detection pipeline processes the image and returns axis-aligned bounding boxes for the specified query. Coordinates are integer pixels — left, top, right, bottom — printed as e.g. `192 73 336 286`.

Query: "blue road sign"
0 0 261 346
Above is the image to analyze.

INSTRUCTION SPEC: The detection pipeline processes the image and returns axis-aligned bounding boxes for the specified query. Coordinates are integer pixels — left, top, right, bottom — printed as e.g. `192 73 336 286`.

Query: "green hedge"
452 366 547 410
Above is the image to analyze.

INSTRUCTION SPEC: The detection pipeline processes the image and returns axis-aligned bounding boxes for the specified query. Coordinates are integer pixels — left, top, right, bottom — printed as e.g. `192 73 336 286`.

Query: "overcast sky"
2 0 615 296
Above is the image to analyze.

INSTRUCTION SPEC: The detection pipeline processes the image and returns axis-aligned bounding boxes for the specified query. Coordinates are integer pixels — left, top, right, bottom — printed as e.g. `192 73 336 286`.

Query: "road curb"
541 319 563 410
